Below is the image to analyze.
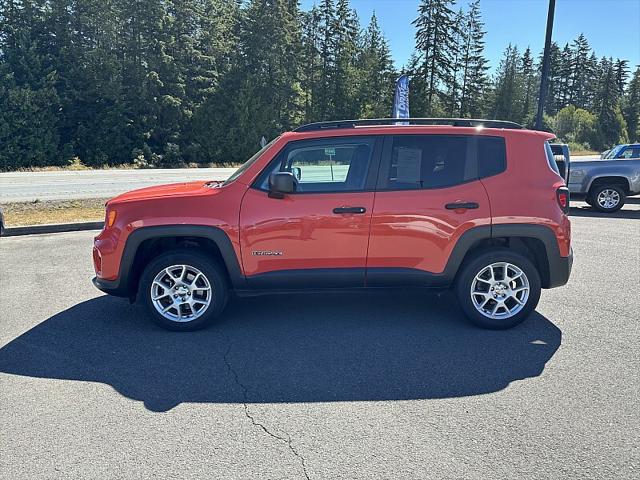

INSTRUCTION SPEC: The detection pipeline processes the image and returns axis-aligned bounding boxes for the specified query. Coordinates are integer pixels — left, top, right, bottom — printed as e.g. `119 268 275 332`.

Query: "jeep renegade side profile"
93 118 573 331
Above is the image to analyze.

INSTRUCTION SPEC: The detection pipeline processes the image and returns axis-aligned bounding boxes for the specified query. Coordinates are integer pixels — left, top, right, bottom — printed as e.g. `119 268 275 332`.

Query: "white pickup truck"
565 144 640 213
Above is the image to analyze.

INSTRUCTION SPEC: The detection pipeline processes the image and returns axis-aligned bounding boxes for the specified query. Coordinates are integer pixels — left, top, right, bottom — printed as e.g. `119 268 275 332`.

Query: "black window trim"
252 135 384 195
375 133 506 192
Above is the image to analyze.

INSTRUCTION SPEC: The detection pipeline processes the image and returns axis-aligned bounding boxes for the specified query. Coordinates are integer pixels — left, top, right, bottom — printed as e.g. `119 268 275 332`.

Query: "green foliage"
0 0 635 170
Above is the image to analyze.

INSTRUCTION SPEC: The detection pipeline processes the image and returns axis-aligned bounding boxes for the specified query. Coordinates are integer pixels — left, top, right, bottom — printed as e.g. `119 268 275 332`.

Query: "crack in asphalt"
222 336 311 480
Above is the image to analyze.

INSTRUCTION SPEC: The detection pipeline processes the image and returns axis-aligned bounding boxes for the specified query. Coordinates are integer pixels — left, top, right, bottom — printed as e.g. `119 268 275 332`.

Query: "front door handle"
333 206 367 214
445 202 479 210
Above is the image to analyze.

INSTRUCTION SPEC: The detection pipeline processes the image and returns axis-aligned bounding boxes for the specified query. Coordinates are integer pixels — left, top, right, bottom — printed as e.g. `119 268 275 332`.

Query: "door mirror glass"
268 172 296 198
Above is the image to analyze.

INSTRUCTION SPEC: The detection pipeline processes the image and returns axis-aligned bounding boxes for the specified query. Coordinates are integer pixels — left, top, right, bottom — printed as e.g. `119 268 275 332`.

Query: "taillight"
556 187 570 213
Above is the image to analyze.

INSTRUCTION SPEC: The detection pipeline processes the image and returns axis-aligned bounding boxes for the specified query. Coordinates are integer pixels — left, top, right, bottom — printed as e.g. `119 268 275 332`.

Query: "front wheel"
455 249 541 329
139 250 228 331
589 184 625 213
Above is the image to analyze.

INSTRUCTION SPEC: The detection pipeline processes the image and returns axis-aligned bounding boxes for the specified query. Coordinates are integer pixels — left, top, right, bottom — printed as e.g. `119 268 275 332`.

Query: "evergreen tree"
622 66 640 142
490 44 523 122
332 0 361 119
593 57 628 149
357 12 395 118
0 0 61 169
412 0 456 115
568 34 592 109
520 47 537 123
458 0 488 118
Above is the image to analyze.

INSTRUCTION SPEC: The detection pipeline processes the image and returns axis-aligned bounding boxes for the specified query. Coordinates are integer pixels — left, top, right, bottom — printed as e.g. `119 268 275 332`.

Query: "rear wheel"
455 249 541 329
589 184 625 213
139 250 228 331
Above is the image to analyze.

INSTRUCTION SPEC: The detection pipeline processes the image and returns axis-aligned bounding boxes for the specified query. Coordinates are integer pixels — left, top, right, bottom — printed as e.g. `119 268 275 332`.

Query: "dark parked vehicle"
550 143 570 183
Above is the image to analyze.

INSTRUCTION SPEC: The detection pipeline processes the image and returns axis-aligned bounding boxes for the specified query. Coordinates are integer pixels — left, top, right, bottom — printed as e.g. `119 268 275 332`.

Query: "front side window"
256 137 375 193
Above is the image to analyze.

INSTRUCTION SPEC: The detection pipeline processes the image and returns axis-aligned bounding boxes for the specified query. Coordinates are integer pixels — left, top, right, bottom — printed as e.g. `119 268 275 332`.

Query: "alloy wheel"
150 264 212 322
470 262 530 320
596 189 620 209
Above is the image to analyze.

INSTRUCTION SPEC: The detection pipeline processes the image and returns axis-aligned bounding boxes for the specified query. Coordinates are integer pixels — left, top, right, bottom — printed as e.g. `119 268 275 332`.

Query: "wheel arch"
587 176 630 195
447 224 568 289
116 225 245 299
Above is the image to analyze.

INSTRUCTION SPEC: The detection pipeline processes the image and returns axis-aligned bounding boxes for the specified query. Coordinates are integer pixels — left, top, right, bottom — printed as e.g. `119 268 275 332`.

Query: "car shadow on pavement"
0 292 561 412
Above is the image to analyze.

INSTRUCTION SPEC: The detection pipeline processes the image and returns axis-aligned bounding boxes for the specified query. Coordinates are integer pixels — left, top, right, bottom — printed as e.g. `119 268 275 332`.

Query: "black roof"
294 118 524 132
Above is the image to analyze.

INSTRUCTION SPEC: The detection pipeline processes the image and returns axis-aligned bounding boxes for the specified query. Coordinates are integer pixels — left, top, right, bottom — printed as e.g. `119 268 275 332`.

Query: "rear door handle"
445 202 479 210
333 206 367 214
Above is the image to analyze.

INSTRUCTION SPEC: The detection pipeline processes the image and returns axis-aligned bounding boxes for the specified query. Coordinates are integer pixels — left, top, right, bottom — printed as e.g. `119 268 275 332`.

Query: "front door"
240 136 381 289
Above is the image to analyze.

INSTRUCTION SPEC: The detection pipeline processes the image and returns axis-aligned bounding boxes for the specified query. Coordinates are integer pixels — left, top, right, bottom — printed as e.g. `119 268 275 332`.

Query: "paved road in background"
1 207 638 479
0 155 601 203
0 168 237 202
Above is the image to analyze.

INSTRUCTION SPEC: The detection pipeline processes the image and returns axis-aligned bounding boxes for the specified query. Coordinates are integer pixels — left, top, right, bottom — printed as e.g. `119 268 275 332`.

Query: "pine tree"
593 57 628 149
489 44 524 122
357 12 395 118
614 59 630 97
315 0 337 119
412 0 456 115
568 34 592 109
622 66 640 142
458 0 488 118
333 0 361 119
443 9 464 116
301 6 322 121
0 0 61 169
520 47 537 123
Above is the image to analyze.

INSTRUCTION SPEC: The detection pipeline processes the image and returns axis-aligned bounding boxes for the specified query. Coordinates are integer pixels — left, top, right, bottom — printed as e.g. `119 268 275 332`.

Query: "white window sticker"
396 147 422 183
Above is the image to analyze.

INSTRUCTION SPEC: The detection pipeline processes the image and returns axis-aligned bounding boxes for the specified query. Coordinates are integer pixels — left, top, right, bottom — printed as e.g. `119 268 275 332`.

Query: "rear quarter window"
544 141 561 175
477 137 506 178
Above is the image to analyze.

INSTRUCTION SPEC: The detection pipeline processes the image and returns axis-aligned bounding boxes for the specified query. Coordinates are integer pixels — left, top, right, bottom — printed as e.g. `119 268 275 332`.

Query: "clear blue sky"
301 0 640 73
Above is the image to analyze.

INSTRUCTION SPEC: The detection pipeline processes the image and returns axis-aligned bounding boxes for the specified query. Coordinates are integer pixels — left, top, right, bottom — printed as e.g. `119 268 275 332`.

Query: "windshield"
603 145 624 159
223 137 279 186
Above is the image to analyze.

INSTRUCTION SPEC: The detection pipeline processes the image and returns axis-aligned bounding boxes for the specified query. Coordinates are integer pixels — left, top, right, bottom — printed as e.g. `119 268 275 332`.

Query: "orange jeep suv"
93 118 573 331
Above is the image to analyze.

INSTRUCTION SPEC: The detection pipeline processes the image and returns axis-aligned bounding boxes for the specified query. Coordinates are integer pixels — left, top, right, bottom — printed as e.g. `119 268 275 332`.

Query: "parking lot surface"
1 203 638 479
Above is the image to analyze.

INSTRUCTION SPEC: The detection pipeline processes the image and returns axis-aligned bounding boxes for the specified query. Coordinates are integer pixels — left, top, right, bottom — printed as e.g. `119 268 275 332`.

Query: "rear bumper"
92 276 129 298
547 247 573 288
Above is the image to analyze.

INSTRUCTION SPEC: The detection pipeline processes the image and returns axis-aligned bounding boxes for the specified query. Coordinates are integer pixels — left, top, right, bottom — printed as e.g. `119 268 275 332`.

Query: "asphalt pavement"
0 205 638 479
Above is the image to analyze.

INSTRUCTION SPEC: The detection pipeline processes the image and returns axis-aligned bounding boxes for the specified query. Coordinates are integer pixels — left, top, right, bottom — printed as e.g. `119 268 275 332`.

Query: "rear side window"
383 135 474 190
378 134 506 190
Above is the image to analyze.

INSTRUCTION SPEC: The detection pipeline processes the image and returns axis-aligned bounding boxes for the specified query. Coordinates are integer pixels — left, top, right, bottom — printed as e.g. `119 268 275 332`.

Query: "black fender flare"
94 225 245 297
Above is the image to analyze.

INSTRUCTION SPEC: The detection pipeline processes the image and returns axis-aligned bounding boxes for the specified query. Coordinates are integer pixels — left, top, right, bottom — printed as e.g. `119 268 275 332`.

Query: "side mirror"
268 172 296 198
291 166 302 180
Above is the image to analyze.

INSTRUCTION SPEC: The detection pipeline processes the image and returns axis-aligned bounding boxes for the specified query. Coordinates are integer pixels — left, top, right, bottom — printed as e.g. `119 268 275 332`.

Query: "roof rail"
294 118 524 132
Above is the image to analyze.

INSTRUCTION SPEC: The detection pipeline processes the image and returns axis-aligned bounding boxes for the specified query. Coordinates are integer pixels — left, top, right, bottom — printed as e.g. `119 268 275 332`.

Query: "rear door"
366 134 497 286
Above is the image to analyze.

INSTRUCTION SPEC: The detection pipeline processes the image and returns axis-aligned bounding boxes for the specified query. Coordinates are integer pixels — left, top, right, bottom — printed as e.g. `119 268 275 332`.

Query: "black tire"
588 184 626 213
139 249 228 331
455 249 542 330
